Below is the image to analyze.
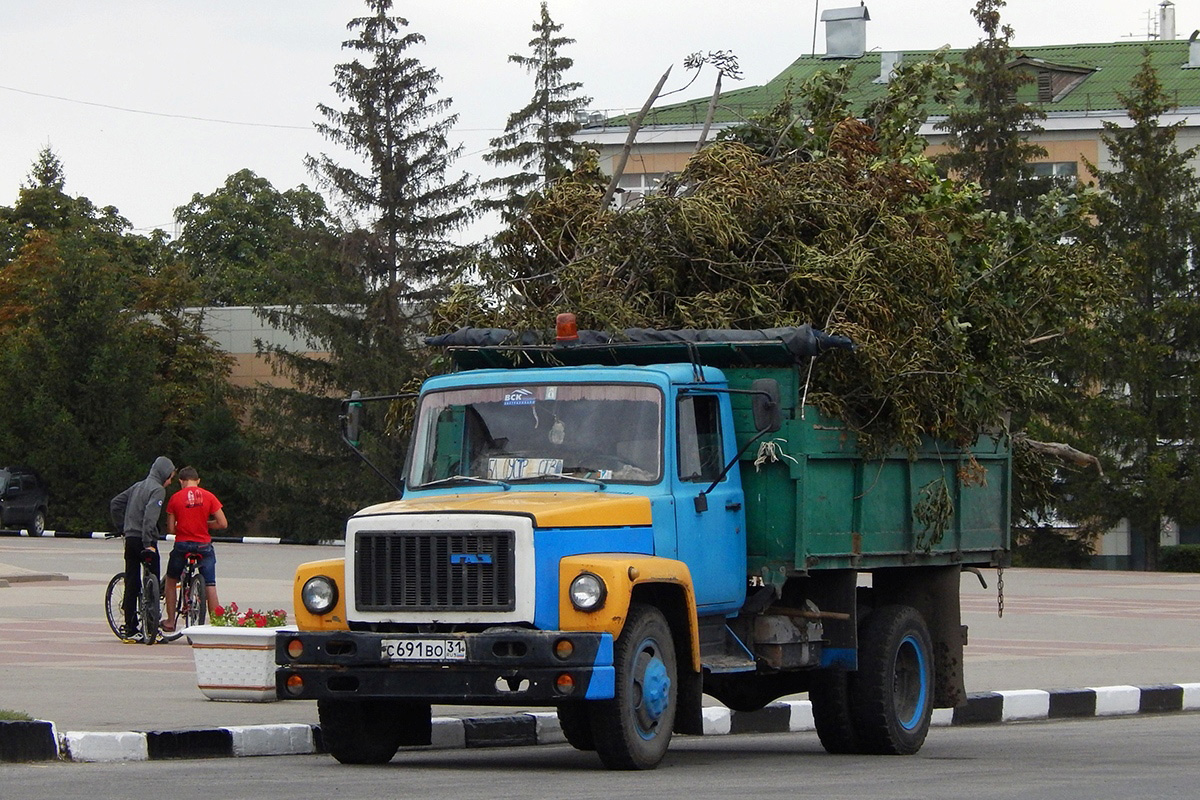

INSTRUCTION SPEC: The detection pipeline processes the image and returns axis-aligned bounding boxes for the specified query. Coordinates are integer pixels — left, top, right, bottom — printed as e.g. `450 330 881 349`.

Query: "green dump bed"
725 367 1011 577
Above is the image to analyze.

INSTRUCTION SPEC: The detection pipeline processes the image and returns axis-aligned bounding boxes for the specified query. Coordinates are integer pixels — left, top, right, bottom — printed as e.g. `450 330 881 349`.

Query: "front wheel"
104 573 125 639
185 573 208 627
809 669 862 754
590 603 677 770
140 572 160 645
556 701 596 751
849 605 933 755
318 699 432 764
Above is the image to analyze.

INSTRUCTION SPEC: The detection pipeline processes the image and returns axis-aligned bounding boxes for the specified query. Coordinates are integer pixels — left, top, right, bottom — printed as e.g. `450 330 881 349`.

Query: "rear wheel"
556 701 596 751
186 573 208 627
318 698 431 764
158 575 188 643
849 605 933 755
104 573 125 639
590 603 677 770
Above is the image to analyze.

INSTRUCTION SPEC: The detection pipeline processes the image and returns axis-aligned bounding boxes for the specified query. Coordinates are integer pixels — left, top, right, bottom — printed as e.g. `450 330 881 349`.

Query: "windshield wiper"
509 473 607 489
420 475 511 490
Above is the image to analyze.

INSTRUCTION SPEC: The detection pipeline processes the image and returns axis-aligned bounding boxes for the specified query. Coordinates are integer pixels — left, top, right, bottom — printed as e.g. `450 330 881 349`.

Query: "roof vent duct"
875 51 902 83
821 4 870 59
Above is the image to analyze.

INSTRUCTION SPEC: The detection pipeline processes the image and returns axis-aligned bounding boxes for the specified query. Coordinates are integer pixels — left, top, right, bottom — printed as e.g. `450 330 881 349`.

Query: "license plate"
381 638 467 662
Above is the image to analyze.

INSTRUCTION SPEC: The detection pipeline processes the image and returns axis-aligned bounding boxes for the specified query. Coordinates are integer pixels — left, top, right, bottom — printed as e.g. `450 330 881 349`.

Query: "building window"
1029 161 1078 178
615 172 665 208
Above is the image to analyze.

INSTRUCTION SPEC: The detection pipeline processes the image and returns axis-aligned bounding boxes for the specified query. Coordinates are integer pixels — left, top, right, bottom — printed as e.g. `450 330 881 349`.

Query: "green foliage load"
443 98 1113 456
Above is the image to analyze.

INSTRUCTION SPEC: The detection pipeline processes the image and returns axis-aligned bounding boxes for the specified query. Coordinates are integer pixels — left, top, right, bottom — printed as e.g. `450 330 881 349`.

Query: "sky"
0 0 1192 239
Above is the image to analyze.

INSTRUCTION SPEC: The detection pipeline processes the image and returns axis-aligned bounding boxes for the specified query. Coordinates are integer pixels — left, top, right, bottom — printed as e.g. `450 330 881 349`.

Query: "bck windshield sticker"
503 388 536 406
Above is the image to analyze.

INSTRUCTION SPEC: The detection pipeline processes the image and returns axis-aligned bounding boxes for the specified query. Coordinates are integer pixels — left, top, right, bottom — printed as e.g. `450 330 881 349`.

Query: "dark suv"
0 466 49 535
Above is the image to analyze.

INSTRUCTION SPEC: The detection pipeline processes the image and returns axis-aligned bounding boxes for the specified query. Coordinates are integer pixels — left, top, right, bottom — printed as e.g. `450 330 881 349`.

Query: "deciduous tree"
173 169 350 306
0 150 245 531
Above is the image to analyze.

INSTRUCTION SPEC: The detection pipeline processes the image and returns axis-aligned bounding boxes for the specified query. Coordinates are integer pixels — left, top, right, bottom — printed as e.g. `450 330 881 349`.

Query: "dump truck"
274 318 1010 769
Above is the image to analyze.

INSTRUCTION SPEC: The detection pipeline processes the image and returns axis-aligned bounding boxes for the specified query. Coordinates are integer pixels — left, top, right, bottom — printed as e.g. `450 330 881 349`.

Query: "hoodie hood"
148 456 175 484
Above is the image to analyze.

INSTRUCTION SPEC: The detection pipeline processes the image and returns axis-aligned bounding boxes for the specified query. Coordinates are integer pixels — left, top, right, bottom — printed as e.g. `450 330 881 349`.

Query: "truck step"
702 653 759 674
698 619 758 673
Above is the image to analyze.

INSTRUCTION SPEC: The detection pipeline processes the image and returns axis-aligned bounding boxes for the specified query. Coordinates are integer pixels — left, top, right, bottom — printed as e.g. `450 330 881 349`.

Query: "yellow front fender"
292 558 349 631
559 554 700 672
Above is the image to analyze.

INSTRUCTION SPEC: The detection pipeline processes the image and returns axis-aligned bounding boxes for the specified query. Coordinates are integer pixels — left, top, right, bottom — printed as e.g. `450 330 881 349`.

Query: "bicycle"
164 549 209 634
104 546 207 644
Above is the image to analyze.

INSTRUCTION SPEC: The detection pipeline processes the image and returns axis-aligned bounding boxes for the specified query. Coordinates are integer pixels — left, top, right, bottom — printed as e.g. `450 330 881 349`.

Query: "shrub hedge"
1160 545 1200 573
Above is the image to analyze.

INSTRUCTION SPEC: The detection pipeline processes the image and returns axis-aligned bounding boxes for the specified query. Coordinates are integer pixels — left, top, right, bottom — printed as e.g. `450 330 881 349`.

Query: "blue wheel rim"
896 633 929 731
633 638 671 739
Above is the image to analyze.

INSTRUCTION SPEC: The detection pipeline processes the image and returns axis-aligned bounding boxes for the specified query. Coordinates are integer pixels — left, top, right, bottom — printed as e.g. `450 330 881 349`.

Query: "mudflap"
675 667 704 735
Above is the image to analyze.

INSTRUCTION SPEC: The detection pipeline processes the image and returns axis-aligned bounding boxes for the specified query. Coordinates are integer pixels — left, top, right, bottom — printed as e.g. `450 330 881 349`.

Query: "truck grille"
355 530 516 612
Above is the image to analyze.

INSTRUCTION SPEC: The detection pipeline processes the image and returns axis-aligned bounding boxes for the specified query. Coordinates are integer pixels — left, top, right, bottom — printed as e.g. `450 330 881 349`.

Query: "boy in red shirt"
162 466 227 632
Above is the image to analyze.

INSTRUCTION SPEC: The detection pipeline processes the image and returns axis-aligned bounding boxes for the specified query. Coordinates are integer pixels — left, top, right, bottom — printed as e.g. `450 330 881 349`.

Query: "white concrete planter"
184 625 296 702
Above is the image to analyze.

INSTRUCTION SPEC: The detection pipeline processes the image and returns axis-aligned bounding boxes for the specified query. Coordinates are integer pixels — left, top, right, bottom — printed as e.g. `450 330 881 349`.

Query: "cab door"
672 392 747 613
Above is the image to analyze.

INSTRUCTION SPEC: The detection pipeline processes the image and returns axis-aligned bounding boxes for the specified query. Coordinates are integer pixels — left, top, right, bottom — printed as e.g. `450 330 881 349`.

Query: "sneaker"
119 625 143 644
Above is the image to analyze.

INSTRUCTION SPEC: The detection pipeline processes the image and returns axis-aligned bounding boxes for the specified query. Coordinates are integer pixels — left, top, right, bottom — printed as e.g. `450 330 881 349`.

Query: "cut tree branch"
1018 435 1104 476
600 66 673 210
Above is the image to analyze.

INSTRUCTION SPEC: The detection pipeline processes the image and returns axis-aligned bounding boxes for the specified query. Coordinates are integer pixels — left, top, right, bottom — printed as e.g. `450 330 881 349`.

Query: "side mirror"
343 391 363 448
751 379 782 433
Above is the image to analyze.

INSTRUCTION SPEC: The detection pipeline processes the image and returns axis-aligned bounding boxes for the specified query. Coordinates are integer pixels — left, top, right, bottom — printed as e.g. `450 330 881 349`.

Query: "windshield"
407 383 663 487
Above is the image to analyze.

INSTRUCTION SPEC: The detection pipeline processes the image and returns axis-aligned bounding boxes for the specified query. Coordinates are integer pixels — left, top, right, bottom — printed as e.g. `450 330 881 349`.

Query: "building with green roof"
578 8 1200 210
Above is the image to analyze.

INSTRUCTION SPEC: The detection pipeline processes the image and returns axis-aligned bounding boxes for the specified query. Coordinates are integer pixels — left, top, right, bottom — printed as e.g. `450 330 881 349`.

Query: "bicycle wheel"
185 573 208 627
140 571 160 645
104 573 126 640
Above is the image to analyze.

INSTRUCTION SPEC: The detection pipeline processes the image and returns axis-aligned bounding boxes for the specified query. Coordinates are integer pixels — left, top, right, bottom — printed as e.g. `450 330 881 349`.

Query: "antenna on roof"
811 0 820 57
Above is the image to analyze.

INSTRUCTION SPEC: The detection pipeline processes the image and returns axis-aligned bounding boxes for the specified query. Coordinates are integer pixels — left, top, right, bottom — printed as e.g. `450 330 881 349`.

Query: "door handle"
725 501 742 512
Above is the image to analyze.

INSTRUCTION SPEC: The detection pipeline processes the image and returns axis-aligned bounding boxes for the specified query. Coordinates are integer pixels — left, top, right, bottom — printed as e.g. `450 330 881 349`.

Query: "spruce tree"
252 0 476 540
937 0 1047 214
480 1 591 220
307 0 474 292
1062 52 1200 570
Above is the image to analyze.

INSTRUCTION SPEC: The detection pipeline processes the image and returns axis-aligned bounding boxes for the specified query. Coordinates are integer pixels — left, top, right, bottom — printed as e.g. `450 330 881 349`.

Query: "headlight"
569 572 606 611
301 575 339 615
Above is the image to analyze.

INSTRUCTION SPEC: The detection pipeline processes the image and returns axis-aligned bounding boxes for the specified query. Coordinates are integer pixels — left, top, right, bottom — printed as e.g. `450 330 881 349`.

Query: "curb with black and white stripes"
2 683 1198 763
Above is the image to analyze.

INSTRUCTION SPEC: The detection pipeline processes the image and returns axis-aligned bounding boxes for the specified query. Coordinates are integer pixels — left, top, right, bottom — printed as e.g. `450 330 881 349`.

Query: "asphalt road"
1 537 1199 733
3 714 1198 800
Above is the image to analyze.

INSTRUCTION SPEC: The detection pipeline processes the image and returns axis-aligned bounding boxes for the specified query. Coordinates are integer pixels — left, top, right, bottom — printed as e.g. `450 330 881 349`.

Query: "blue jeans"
166 541 217 586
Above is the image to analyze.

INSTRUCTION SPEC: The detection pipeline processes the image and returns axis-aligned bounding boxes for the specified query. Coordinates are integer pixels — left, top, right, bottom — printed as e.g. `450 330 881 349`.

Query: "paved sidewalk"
2 537 1199 761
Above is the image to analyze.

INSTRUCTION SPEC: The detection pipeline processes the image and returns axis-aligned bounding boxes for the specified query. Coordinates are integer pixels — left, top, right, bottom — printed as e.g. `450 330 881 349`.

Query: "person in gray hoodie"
109 456 176 641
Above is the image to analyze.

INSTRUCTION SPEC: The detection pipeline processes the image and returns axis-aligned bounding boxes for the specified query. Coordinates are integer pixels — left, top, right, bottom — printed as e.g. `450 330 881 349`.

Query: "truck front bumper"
275 628 615 704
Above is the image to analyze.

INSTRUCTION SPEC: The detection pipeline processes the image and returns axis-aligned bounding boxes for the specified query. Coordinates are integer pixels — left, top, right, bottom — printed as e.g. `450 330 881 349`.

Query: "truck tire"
556 701 596 751
318 698 430 764
591 603 677 770
849 605 933 755
809 670 862 754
